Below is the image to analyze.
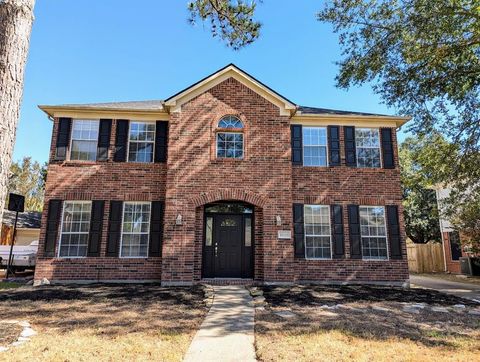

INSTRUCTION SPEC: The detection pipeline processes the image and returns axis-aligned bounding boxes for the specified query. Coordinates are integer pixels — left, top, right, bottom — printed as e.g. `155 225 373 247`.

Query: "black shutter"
293 203 305 258
344 126 356 167
291 125 303 165
97 119 112 161
331 205 344 258
106 201 123 257
87 201 104 257
381 128 395 169
149 201 164 257
386 205 402 259
154 121 168 163
114 120 129 162
348 205 362 259
328 126 341 166
55 118 72 160
44 199 62 257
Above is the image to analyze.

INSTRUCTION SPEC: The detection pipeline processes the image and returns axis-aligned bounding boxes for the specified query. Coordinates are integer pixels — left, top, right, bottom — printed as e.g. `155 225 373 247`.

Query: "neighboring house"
34 64 410 285
435 187 472 273
1 210 41 246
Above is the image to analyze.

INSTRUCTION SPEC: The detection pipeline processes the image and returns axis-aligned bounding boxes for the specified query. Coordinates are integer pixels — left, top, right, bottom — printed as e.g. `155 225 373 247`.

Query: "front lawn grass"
0 284 207 361
255 285 480 362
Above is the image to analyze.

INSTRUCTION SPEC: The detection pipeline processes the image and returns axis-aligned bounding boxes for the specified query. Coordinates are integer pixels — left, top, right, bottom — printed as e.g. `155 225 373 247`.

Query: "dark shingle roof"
298 106 392 117
2 210 42 229
56 100 164 111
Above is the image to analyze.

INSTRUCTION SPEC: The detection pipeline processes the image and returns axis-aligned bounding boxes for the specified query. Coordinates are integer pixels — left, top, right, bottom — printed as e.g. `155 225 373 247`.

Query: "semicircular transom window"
218 116 243 129
216 116 244 159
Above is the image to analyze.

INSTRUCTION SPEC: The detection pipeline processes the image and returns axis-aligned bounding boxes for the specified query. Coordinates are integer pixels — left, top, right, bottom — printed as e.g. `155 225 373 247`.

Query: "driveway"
410 274 480 303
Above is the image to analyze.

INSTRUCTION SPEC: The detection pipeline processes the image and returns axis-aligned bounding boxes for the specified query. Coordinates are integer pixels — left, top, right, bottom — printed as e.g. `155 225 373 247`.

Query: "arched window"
218 115 243 129
216 116 244 159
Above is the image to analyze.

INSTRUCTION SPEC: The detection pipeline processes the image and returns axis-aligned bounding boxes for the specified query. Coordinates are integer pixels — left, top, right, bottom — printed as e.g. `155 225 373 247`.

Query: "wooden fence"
407 241 445 273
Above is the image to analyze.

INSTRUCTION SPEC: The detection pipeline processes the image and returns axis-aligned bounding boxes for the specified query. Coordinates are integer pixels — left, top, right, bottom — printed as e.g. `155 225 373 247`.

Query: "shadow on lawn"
0 284 207 337
257 285 480 350
262 284 478 307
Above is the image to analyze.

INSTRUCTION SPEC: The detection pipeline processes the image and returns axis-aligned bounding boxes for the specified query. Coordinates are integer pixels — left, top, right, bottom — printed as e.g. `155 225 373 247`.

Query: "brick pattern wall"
35 76 409 285
293 126 409 283
443 231 461 274
161 78 294 284
35 119 166 281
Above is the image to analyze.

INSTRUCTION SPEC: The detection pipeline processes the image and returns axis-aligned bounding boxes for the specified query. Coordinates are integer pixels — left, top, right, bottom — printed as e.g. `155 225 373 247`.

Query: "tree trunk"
0 0 35 225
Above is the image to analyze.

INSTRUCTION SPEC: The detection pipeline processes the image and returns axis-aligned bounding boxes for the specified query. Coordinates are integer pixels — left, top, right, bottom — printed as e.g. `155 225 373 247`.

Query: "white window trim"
360 205 389 261
216 131 244 159
302 126 329 167
304 204 333 260
119 201 151 258
355 127 382 168
68 119 100 162
218 116 244 129
126 121 156 163
57 200 92 259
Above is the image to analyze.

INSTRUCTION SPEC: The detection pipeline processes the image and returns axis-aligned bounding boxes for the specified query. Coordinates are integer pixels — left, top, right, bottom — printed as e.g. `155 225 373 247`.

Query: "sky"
15 0 405 164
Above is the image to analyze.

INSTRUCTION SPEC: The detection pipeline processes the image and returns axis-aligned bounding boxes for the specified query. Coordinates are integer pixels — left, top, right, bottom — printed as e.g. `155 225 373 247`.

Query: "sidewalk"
183 285 256 362
410 274 480 303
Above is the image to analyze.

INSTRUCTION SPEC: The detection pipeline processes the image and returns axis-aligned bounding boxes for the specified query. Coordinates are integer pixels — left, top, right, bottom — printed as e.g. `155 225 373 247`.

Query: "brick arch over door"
191 189 266 281
189 189 268 209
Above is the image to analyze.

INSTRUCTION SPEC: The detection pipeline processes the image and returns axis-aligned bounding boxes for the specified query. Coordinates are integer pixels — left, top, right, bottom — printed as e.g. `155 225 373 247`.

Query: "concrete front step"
201 278 255 286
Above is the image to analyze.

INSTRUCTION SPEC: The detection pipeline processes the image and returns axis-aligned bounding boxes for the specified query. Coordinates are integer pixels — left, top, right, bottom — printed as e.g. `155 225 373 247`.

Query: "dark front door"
202 202 254 279
214 215 243 278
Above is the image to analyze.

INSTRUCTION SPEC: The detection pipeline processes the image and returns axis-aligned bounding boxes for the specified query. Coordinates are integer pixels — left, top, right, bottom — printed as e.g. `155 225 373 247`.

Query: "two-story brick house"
35 64 410 286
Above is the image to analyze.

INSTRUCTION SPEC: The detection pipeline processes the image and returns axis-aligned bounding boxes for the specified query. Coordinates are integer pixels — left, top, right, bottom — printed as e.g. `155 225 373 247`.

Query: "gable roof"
163 63 297 116
55 100 164 111
39 64 410 125
297 106 391 117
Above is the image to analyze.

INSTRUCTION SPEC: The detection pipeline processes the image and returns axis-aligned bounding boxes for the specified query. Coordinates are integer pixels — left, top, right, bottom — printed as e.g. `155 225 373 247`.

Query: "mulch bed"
0 283 205 307
0 323 22 346
262 284 479 307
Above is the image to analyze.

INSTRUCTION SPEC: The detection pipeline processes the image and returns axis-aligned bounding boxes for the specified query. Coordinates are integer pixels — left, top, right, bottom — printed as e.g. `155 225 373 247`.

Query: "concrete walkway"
183 285 256 362
410 274 480 303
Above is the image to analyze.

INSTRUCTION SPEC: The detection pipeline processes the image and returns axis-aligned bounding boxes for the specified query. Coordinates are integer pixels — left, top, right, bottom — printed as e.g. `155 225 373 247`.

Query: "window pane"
303 127 327 166
59 201 91 257
128 122 155 162
359 206 388 259
218 116 243 129
70 120 99 161
245 217 252 247
217 132 243 159
356 128 381 168
120 202 151 257
304 205 331 259
205 217 213 246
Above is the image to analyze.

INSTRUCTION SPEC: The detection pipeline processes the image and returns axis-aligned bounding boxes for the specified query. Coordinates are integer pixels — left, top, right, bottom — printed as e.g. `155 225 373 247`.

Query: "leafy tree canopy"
318 0 480 185
188 0 261 50
7 157 46 212
399 136 442 244
318 0 480 250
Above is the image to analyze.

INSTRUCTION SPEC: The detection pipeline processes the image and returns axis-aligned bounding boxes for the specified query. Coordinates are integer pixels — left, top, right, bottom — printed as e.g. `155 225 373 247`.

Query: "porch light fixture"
276 215 282 226
176 214 183 225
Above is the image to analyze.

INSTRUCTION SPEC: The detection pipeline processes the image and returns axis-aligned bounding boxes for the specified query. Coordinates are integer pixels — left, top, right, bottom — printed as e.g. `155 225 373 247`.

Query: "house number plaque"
277 230 291 239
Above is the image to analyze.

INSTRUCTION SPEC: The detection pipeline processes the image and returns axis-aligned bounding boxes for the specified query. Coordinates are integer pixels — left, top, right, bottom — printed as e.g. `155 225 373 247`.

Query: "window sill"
60 160 99 166
361 258 389 261
213 158 245 162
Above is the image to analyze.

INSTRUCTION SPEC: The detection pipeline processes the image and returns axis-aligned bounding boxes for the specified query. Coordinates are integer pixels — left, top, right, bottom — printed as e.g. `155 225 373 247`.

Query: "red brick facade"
35 73 409 285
